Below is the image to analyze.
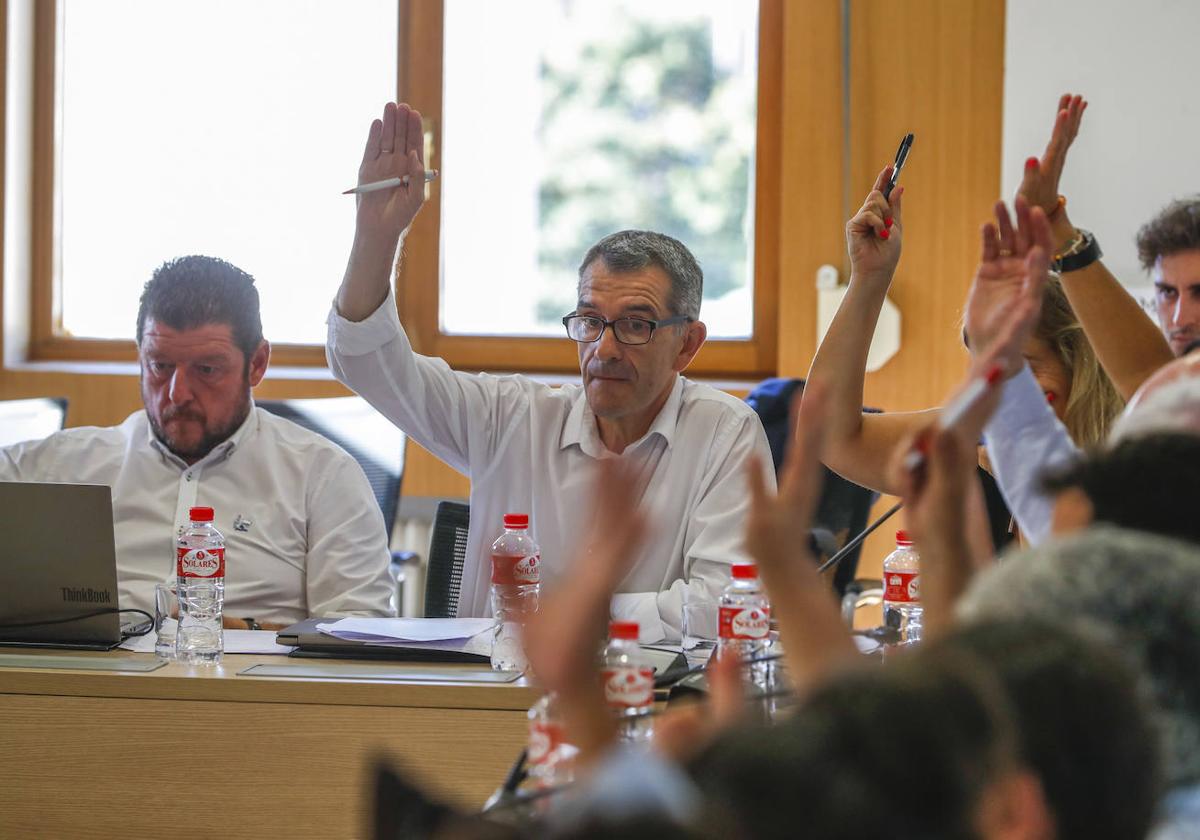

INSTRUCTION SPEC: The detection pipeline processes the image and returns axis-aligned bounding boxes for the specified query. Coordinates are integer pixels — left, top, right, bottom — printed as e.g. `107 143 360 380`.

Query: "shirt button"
185 474 192 482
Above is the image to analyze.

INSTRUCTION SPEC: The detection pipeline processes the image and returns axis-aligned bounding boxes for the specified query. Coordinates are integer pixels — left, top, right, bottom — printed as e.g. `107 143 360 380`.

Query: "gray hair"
1111 374 1200 442
957 526 1200 787
577 230 703 320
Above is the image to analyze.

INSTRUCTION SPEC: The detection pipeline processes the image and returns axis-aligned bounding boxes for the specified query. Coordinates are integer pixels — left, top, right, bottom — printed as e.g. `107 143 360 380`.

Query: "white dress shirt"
982 366 1080 546
326 290 775 643
0 406 394 625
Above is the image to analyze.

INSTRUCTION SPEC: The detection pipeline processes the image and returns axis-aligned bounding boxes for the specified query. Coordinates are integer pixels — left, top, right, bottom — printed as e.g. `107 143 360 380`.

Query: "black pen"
884 133 914 199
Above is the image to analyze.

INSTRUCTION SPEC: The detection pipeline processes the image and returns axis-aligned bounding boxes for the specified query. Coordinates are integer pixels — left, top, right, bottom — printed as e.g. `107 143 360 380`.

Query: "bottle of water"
175 506 225 665
526 692 577 791
490 513 540 672
882 530 922 648
600 621 655 743
718 564 771 687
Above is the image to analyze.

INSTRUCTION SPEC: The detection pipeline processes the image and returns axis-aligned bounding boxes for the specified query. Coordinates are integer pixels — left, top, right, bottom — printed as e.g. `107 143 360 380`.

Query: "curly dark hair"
135 255 264 359
1136 197 1200 270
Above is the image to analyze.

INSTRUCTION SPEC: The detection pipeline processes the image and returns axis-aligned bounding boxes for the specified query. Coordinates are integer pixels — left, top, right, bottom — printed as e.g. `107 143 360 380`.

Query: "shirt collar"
147 399 260 470
561 376 684 458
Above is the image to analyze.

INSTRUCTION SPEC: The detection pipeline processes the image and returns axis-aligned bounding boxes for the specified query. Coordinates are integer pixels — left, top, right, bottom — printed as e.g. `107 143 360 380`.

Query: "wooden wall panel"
776 0 845 378
849 0 1006 577
848 0 1006 413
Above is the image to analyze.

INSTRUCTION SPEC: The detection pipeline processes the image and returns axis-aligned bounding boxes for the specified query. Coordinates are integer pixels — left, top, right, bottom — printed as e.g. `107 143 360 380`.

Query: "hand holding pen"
350 102 430 238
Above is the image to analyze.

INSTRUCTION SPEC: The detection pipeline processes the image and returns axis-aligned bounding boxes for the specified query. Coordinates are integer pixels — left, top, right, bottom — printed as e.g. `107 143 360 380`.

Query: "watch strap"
1054 229 1102 273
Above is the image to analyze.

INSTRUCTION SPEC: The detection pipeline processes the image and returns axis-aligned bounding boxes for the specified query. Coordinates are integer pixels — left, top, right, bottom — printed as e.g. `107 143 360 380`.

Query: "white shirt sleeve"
982 365 1081 546
0 434 68 481
302 452 396 617
611 414 776 643
326 290 524 476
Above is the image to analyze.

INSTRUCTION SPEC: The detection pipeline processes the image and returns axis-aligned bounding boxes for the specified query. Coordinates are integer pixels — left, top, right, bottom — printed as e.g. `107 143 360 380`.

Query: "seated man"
0 256 394 629
326 102 774 642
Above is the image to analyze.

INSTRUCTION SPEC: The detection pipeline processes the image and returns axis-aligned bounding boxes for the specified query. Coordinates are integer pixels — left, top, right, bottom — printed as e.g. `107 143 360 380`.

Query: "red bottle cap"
190 506 214 522
503 513 529 529
609 621 639 640
896 529 913 546
731 564 759 580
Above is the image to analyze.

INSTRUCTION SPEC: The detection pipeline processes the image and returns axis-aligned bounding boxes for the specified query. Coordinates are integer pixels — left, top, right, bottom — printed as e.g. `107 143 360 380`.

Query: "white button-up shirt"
326 291 774 642
0 406 394 624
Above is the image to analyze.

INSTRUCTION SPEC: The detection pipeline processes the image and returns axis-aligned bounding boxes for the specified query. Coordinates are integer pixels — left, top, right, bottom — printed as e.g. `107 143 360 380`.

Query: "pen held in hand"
342 170 439 195
903 364 1003 472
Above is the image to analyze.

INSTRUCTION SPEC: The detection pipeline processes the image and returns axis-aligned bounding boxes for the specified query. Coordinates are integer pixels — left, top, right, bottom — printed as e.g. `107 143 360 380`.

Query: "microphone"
815 502 903 575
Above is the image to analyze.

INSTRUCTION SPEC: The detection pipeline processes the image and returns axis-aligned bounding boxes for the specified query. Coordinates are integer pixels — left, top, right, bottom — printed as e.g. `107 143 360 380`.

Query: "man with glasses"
327 102 774 642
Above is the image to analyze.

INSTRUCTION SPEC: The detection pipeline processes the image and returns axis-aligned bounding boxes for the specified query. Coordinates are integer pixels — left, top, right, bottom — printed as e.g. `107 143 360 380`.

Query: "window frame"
27 0 781 377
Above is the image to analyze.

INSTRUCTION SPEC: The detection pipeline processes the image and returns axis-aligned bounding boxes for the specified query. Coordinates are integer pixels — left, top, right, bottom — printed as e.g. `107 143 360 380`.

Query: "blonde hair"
1037 276 1125 446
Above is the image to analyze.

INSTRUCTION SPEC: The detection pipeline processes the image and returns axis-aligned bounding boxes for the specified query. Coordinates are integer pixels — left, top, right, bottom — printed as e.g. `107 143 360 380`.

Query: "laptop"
0 482 124 650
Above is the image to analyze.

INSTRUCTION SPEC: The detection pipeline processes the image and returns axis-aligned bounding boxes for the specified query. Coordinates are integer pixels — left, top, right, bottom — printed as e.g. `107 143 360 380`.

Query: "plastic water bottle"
718 564 771 686
175 506 225 665
600 621 654 743
490 513 540 672
882 530 922 648
527 692 577 790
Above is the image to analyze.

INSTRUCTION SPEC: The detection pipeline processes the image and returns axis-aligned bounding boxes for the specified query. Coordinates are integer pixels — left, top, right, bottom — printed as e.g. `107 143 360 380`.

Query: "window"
399 0 780 376
440 0 760 339
27 0 780 376
33 0 398 359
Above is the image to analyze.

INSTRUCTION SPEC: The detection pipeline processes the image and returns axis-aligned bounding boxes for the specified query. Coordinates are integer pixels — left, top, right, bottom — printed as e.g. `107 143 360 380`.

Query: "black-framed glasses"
561 313 692 346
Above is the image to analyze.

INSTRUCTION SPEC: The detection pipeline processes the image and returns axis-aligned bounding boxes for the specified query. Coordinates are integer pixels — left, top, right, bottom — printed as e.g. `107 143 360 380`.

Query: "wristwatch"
243 617 263 631
1053 229 1102 273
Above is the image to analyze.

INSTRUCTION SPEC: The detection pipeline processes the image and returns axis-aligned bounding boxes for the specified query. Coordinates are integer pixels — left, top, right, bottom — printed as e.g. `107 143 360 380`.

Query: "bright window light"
440 0 759 339
58 0 398 345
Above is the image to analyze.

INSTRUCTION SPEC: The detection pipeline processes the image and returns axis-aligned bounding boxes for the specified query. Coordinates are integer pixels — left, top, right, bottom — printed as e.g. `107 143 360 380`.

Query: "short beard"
143 370 253 463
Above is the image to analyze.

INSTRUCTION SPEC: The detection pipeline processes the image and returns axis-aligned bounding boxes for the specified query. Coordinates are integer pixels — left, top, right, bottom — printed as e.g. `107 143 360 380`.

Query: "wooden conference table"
0 649 539 838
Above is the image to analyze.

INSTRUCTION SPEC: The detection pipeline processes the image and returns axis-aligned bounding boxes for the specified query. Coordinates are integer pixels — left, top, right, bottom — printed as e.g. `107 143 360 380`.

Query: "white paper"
317 617 495 643
119 629 296 656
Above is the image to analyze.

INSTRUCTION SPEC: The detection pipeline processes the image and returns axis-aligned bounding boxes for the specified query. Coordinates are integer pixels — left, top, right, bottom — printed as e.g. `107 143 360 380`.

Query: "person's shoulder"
252 408 360 463
678 378 759 421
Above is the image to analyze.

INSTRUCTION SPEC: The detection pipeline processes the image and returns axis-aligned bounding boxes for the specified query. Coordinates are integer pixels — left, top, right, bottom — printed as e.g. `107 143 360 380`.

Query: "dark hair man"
327 103 774 642
1 256 394 628
1138 198 1200 357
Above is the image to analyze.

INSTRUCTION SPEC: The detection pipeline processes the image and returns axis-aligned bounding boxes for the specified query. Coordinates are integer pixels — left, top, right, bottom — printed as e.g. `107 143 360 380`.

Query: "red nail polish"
885 217 894 228
879 228 890 240
1025 156 1038 170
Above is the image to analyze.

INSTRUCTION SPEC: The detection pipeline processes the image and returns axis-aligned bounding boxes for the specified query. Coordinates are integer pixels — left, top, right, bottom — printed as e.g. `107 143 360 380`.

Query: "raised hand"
354 102 429 240
743 382 858 694
520 460 647 763
1017 93 1086 219
963 197 1053 366
846 165 904 283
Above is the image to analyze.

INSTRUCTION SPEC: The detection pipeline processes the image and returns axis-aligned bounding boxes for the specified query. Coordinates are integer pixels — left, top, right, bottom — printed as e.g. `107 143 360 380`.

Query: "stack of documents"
315 617 495 658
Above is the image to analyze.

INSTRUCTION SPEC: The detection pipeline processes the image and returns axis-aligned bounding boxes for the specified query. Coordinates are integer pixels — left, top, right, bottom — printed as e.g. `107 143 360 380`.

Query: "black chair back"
745 378 880 595
423 501 470 618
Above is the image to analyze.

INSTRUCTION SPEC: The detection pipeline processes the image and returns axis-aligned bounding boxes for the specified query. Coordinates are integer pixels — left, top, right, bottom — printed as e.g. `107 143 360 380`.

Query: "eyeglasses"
562 313 692 346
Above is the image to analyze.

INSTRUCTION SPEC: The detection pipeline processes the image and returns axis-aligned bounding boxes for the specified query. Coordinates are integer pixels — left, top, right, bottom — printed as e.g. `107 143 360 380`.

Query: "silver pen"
343 170 439 195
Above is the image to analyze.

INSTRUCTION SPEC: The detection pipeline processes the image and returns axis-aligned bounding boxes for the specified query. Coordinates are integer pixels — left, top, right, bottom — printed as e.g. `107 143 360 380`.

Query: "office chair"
745 378 880 596
0 397 68 447
423 501 470 618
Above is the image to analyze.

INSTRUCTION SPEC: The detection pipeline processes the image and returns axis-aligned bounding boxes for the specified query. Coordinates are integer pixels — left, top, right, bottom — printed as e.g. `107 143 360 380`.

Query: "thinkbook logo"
60 587 112 604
